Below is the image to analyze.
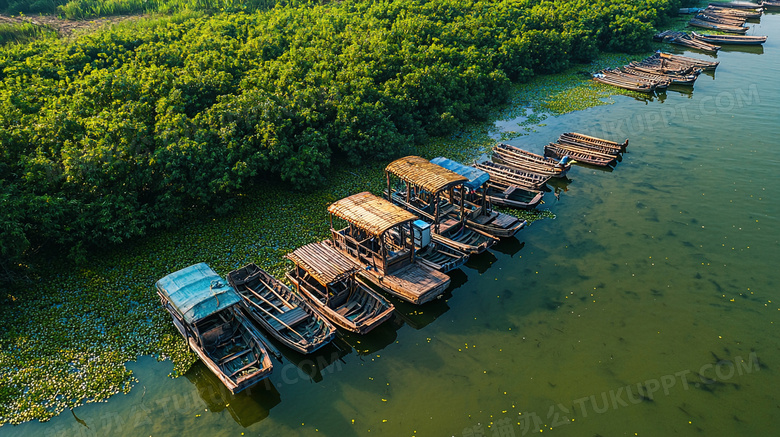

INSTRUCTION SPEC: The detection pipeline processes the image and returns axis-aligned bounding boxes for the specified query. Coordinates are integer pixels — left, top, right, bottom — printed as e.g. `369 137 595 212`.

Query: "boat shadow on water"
184 361 282 428
719 44 765 55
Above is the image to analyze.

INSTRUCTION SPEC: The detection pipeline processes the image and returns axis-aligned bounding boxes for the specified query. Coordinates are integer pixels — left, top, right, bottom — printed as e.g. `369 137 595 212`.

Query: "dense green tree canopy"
0 0 680 273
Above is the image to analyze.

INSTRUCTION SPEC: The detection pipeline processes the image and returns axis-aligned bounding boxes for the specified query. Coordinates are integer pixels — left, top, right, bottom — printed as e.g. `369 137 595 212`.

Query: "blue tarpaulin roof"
155 263 242 324
430 157 490 190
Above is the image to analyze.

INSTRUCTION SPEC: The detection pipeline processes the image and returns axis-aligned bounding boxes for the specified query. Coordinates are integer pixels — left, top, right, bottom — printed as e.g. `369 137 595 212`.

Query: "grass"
0 22 56 46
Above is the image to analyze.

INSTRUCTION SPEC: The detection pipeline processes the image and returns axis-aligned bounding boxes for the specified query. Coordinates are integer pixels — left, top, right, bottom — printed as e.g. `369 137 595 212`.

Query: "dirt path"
0 13 145 37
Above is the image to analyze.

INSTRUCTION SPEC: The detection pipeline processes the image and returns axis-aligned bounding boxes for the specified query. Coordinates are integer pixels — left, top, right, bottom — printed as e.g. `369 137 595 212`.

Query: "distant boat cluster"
670 2 770 52
594 52 718 93
155 132 628 392
594 1 774 93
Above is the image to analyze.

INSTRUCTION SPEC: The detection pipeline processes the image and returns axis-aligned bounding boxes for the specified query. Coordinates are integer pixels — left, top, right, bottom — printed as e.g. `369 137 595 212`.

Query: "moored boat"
285 241 395 334
655 52 720 70
328 191 453 303
620 67 698 86
155 263 273 394
544 143 616 167
227 264 336 354
492 143 572 178
430 156 527 239
688 18 748 33
692 31 767 45
385 156 498 254
483 180 544 210
593 73 656 93
558 132 628 153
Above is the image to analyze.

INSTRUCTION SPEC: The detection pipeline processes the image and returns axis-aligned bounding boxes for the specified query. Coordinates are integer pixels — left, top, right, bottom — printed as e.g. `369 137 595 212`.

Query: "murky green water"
5 14 780 437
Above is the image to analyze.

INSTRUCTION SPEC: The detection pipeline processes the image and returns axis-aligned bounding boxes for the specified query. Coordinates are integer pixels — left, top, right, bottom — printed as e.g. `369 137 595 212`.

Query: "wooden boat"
385 156 497 255
285 242 394 334
155 263 273 394
413 234 470 272
226 264 336 354
601 68 670 90
705 6 763 19
328 191 453 303
762 1 780 10
620 67 698 86
708 2 765 9
593 73 656 93
688 18 748 33
695 12 747 26
430 156 527 238
484 180 544 210
559 132 628 152
383 217 470 273
628 60 697 76
491 143 572 178
653 30 721 52
655 52 720 70
692 31 767 45
557 134 623 156
544 143 616 167
473 160 549 190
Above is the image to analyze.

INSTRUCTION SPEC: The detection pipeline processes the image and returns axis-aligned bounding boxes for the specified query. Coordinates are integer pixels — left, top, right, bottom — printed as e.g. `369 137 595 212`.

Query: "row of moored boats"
154 132 628 393
594 52 719 93
669 2 771 52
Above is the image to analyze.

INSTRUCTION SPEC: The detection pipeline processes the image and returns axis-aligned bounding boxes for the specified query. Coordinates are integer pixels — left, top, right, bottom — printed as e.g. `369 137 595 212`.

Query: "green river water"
5 13 780 437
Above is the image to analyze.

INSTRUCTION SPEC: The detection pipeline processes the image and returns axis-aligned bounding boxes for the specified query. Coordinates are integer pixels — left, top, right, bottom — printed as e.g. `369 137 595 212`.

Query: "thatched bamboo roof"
385 156 468 194
285 242 359 286
327 191 417 236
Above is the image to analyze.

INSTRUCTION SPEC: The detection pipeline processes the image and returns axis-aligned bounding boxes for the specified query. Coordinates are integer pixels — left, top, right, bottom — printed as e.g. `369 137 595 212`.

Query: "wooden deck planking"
361 263 450 305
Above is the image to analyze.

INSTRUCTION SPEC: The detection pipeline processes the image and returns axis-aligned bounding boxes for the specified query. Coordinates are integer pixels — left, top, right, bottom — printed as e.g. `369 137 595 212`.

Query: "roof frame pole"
434 192 440 232
459 184 465 222
409 221 415 263
329 213 334 242
386 171 390 201
380 231 387 272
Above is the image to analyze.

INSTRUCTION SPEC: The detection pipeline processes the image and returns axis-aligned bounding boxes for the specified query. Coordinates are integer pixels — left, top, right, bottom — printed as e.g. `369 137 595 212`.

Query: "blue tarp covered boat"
156 263 273 393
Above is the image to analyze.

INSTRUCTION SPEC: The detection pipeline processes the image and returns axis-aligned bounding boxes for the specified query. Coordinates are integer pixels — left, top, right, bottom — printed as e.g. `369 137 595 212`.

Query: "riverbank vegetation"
1 0 684 425
1 0 682 277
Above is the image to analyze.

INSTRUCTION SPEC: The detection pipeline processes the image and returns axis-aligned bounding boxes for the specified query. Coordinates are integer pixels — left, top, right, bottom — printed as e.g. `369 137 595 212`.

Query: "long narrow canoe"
655 52 719 70
708 2 765 9
694 12 747 26
692 31 766 45
600 69 669 90
688 18 748 34
474 160 550 190
544 143 616 167
705 6 763 19
621 67 698 86
559 132 628 152
492 143 572 178
593 73 656 93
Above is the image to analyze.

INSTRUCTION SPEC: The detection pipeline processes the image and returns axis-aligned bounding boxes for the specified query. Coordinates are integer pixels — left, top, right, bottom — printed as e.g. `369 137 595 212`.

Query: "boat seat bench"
267 307 308 331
